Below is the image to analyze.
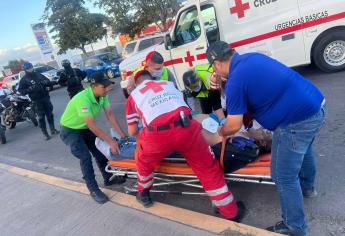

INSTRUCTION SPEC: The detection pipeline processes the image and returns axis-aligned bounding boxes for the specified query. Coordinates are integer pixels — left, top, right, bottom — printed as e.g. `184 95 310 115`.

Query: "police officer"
60 72 127 204
126 70 245 221
58 59 86 98
207 41 326 236
18 62 59 140
182 64 224 120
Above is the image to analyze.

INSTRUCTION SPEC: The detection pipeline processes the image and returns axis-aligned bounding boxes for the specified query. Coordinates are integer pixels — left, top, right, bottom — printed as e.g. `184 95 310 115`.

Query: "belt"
147 114 192 132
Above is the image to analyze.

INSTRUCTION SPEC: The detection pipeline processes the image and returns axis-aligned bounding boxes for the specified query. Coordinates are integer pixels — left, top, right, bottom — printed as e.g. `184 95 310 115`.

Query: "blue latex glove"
209 113 219 123
219 118 227 126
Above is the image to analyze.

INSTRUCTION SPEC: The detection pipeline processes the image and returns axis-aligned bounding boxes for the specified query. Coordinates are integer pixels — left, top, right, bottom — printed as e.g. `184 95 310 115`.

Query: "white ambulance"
120 0 345 90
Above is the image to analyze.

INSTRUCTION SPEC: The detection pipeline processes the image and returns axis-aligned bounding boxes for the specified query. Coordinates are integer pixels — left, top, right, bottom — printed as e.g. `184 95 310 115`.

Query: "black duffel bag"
212 137 259 173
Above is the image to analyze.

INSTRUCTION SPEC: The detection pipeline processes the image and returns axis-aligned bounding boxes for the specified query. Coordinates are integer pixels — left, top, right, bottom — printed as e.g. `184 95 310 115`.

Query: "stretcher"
105 153 273 195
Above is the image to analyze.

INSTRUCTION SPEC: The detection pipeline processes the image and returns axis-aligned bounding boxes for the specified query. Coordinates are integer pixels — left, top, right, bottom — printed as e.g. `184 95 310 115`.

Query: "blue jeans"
271 104 327 236
60 127 111 192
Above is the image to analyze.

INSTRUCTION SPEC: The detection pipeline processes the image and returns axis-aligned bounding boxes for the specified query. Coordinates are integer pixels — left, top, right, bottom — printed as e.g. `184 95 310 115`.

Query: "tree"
94 0 181 37
44 0 107 55
6 59 27 74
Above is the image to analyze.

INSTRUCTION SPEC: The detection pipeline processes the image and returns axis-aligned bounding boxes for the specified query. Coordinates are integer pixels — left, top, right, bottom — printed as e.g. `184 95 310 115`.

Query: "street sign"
31 23 53 55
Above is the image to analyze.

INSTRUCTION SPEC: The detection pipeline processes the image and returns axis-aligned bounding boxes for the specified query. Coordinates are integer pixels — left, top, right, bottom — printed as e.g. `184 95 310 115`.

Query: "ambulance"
120 0 345 90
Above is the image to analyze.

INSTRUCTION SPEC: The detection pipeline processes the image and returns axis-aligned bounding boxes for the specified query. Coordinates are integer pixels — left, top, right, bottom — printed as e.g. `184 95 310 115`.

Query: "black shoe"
104 176 126 186
136 189 153 208
302 187 318 198
50 129 60 135
266 221 297 235
90 189 109 204
230 201 246 223
42 131 51 140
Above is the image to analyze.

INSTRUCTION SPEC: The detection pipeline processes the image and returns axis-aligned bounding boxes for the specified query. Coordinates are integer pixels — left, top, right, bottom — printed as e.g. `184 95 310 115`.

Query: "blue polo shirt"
225 53 324 130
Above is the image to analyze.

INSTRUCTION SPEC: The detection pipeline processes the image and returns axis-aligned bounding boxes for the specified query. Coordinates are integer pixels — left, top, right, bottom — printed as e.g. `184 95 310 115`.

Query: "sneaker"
42 132 51 140
231 201 246 223
90 189 109 204
136 189 153 208
266 221 295 235
302 187 318 198
104 176 126 186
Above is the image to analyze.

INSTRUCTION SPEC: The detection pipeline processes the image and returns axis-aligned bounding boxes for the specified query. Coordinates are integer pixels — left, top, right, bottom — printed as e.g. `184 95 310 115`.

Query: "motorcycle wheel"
27 110 38 127
2 113 16 129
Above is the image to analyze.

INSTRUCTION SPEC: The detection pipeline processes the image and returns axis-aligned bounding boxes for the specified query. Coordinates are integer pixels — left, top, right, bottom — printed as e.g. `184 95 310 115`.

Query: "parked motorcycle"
1 93 38 129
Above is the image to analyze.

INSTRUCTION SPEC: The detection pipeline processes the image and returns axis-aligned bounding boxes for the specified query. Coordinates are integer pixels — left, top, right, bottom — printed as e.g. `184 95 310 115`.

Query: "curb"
0 163 280 236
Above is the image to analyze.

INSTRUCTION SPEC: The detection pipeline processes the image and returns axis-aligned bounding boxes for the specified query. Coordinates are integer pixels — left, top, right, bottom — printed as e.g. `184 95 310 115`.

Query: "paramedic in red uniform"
125 70 245 222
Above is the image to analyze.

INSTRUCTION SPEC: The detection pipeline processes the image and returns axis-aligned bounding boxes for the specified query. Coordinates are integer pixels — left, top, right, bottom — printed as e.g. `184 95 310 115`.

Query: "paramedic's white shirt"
127 80 188 125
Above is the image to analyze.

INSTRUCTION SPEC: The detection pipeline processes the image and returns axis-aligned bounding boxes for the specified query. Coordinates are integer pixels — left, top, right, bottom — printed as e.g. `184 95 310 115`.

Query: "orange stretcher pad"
108 153 271 177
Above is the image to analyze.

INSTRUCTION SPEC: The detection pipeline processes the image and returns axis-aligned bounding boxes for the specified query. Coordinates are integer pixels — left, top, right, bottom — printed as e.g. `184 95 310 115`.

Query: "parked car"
2 74 20 91
80 52 122 80
122 33 165 59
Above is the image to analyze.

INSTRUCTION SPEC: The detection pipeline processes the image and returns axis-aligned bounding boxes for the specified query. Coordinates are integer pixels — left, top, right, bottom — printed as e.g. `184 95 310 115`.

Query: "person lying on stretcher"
98 113 271 174
193 114 260 173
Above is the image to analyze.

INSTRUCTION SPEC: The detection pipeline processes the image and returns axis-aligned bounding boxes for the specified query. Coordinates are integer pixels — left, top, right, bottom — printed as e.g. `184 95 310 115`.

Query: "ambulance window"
201 4 219 44
138 39 154 51
174 6 201 46
124 42 136 54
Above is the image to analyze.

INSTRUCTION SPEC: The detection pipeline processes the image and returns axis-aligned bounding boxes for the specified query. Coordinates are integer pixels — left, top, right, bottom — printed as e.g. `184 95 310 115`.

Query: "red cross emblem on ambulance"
230 0 250 19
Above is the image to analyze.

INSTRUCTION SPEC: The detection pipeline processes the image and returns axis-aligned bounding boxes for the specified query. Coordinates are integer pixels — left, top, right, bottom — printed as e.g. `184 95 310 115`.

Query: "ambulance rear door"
166 1 218 90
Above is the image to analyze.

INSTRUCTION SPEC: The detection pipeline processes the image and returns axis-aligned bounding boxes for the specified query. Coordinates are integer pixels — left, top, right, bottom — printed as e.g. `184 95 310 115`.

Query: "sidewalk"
0 172 217 236
0 163 279 236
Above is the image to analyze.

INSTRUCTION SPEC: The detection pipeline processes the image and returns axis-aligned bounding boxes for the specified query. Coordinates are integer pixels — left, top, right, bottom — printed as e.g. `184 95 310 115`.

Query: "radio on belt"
180 111 190 128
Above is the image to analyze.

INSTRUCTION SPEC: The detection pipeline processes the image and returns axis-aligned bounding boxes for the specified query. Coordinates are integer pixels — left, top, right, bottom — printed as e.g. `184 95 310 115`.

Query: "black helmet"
61 59 71 67
183 70 201 91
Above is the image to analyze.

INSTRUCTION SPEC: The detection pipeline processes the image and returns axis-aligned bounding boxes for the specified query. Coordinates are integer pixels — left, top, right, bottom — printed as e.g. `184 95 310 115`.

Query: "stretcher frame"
105 154 273 196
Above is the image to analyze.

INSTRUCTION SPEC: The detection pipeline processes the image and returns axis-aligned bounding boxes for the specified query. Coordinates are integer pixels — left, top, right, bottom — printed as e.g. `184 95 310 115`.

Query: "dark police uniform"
18 71 58 139
58 67 86 98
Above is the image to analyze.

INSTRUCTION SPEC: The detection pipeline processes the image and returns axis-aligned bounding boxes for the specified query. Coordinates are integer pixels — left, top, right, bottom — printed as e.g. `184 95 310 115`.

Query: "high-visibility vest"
194 64 213 98
160 67 169 81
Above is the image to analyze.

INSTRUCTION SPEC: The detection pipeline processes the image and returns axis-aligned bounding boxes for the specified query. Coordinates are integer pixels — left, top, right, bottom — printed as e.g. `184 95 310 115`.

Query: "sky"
0 0 103 67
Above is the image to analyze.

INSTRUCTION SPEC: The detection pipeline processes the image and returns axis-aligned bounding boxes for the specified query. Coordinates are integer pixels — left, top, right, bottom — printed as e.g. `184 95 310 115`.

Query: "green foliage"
6 59 27 73
44 0 107 55
94 0 181 37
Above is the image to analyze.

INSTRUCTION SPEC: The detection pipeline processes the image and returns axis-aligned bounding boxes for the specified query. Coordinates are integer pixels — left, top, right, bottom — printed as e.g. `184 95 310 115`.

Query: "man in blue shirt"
206 41 327 236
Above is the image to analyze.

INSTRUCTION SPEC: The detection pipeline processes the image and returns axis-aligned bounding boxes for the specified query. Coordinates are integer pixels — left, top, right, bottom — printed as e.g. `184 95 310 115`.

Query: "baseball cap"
206 41 234 67
90 72 114 87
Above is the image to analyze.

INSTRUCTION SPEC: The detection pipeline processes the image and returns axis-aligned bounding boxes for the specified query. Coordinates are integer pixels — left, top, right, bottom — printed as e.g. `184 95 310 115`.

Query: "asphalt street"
0 65 344 236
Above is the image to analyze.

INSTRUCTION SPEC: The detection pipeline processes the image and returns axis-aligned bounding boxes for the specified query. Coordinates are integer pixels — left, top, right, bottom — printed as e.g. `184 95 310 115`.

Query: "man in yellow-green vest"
126 51 176 95
183 64 224 119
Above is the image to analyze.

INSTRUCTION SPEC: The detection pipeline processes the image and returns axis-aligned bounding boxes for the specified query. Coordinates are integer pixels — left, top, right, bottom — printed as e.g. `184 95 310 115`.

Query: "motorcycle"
1 93 38 129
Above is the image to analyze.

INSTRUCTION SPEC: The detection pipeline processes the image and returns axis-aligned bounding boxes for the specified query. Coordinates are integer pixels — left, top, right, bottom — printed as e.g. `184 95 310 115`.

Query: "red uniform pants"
136 119 238 219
